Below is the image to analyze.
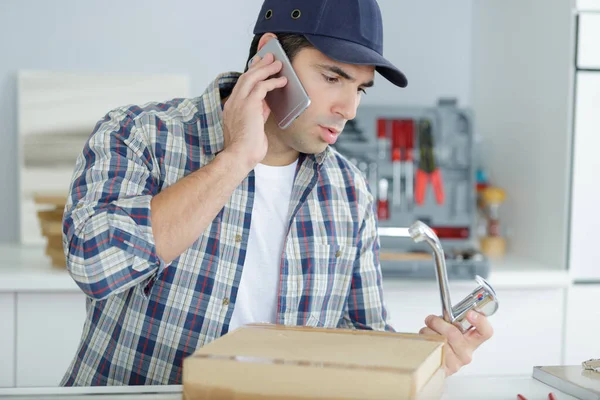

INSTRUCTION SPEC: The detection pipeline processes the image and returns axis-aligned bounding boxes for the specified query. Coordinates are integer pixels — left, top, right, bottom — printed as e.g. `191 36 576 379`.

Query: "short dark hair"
244 33 313 72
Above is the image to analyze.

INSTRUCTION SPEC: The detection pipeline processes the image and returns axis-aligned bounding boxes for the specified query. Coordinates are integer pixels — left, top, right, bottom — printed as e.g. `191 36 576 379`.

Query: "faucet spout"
408 221 454 323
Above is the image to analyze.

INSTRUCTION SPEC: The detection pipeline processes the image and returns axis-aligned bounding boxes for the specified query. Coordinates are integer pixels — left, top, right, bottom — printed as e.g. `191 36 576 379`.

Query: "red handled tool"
392 119 415 208
377 178 390 220
415 119 445 205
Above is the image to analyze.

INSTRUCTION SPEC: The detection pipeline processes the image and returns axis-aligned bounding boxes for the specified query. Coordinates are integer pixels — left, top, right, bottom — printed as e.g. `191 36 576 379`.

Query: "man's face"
267 47 375 155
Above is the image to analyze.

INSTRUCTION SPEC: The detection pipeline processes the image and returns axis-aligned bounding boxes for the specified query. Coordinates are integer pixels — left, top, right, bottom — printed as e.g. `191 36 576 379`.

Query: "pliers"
415 119 445 205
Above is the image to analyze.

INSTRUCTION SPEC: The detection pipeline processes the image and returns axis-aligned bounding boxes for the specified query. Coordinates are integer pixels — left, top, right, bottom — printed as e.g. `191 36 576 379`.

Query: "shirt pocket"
303 242 357 328
309 242 356 283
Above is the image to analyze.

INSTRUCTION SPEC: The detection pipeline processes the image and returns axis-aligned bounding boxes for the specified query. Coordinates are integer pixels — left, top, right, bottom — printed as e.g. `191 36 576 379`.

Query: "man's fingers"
236 54 282 98
247 55 262 70
420 313 494 375
249 76 288 100
230 54 267 98
425 315 472 365
419 327 438 336
425 315 464 344
248 52 274 69
466 311 494 345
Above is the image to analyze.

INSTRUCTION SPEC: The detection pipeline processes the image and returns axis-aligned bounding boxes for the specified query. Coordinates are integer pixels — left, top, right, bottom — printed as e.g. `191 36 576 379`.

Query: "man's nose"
333 92 359 121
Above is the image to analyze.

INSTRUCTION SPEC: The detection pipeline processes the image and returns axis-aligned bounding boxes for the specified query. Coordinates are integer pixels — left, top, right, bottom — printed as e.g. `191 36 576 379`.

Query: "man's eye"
358 88 367 94
323 75 339 84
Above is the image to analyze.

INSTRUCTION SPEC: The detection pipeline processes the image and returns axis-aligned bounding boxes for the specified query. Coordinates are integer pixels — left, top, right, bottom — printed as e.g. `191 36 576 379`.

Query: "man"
61 0 493 386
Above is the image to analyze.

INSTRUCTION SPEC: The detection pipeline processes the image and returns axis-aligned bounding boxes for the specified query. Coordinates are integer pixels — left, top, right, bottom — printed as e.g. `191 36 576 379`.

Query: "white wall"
0 0 474 243
470 0 575 269
577 0 600 10
369 0 473 107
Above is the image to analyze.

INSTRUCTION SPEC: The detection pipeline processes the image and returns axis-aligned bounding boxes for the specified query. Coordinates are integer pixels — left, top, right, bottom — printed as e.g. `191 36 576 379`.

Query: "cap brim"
304 34 408 88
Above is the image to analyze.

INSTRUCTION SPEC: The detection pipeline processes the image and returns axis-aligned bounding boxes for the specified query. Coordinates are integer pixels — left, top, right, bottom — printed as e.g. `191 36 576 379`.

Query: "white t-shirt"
228 159 298 332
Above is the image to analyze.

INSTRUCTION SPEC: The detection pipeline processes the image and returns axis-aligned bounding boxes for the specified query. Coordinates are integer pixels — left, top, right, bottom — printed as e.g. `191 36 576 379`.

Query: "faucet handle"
405 220 499 333
450 275 499 332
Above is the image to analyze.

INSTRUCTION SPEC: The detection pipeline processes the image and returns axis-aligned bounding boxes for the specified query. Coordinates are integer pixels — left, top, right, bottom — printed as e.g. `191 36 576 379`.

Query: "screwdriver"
403 120 415 209
392 148 401 208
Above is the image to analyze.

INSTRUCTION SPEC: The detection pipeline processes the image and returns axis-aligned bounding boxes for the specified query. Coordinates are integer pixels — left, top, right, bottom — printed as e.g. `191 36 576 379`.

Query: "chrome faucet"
408 221 456 323
383 221 499 332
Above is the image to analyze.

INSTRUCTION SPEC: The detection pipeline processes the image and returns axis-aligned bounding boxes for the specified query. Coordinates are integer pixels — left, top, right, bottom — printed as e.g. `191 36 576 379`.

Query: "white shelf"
0 245 77 292
0 244 571 293
383 255 571 291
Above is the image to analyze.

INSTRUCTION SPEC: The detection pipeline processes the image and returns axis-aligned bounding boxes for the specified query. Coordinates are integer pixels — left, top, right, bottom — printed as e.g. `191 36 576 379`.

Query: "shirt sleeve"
343 193 395 332
62 107 166 301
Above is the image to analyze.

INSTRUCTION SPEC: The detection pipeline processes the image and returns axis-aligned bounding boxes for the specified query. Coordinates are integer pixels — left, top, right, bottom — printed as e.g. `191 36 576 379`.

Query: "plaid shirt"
60 72 392 386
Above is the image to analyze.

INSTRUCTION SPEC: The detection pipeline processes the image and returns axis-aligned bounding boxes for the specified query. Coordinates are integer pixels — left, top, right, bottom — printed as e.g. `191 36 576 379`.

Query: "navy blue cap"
253 0 407 88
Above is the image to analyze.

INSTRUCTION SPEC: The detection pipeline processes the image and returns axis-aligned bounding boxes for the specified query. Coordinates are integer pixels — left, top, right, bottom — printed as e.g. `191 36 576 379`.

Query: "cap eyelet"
291 9 301 19
265 9 273 19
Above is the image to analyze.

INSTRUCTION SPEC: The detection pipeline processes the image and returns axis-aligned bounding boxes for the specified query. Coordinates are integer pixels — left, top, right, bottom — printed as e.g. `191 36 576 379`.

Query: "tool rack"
333 98 490 280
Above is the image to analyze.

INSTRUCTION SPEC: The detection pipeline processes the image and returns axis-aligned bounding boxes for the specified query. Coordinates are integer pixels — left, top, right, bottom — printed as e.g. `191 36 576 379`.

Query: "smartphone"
253 38 311 129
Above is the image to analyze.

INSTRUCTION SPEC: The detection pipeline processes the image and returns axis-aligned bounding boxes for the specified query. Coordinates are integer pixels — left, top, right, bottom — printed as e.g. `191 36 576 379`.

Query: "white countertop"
0 245 79 292
0 375 578 399
384 255 574 293
0 244 574 293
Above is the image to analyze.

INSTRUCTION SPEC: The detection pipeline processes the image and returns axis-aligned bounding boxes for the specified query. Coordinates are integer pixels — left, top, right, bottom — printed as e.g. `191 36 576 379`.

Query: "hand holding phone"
221 52 288 171
254 38 311 129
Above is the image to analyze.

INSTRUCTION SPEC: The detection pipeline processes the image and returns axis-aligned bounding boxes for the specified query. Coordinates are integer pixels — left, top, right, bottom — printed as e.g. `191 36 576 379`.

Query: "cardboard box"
182 323 446 400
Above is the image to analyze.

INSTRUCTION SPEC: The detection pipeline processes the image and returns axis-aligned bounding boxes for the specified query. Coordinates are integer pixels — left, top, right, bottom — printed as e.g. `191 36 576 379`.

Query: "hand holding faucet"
407 220 498 376
419 308 494 376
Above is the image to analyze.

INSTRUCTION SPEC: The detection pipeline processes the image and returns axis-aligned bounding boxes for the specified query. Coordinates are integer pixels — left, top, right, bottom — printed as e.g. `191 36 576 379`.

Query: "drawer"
16 292 87 387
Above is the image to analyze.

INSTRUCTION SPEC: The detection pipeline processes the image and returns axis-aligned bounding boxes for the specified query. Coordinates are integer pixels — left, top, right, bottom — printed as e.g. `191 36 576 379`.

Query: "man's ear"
257 32 278 52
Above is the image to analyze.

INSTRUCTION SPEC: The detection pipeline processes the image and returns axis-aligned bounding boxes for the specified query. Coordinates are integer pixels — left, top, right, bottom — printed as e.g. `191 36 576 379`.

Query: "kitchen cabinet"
569 71 600 282
383 282 565 376
577 13 600 69
568 11 600 282
15 293 87 387
0 245 572 387
5 284 567 386
0 294 15 387
564 284 600 365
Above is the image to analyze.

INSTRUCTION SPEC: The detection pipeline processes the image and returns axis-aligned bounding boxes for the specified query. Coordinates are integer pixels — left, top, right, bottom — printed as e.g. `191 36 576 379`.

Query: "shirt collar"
200 71 240 156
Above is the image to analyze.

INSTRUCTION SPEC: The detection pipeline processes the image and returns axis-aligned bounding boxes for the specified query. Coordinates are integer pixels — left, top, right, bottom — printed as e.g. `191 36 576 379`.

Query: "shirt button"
235 235 242 243
335 250 341 258
223 297 230 306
